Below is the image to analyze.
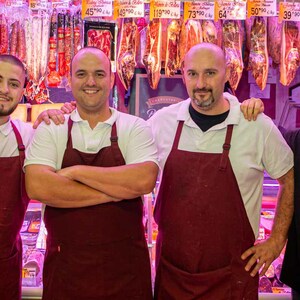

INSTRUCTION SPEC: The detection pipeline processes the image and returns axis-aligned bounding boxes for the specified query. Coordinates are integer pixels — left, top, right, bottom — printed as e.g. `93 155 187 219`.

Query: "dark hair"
0 54 28 87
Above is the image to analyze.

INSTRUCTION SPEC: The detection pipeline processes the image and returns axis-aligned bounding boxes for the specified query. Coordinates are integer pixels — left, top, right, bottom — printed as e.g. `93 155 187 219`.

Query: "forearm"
66 162 159 199
25 165 116 208
270 167 294 246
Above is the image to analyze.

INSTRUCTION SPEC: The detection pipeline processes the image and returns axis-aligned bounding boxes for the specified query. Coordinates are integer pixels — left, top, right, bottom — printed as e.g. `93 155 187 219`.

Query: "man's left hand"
241 237 284 277
240 98 264 121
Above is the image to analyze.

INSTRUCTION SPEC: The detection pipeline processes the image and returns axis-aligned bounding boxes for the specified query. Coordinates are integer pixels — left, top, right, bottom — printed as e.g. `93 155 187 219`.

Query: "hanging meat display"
0 13 8 54
202 20 222 48
142 18 162 90
165 18 182 77
280 21 300 86
222 20 244 90
117 18 138 91
248 17 269 90
185 19 202 54
47 9 60 87
267 17 282 65
24 10 50 104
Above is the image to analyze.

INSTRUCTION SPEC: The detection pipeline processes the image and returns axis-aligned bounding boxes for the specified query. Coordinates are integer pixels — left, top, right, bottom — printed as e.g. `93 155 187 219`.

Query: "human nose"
86 74 96 86
196 74 206 89
0 81 9 93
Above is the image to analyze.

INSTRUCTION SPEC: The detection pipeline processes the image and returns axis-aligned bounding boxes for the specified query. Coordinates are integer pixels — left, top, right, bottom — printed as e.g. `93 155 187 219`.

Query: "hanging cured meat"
202 20 217 44
267 17 282 65
280 21 300 86
57 12 65 77
142 18 162 90
0 14 8 54
185 19 202 53
222 20 244 90
73 10 82 56
117 18 138 90
47 9 60 87
248 17 268 90
165 19 182 77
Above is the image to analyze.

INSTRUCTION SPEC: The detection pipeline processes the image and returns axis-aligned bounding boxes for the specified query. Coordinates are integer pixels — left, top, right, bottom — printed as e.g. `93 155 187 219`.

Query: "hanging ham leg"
280 21 300 86
142 18 162 90
117 18 138 90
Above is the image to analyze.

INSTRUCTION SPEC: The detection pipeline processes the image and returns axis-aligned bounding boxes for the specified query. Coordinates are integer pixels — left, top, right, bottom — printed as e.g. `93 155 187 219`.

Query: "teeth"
84 90 98 94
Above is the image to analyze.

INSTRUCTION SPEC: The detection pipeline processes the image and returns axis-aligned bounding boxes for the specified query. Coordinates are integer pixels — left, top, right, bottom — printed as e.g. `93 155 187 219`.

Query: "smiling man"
25 47 159 300
0 55 32 300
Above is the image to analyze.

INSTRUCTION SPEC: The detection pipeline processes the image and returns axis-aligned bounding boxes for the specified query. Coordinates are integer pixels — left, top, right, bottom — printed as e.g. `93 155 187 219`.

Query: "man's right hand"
33 101 76 129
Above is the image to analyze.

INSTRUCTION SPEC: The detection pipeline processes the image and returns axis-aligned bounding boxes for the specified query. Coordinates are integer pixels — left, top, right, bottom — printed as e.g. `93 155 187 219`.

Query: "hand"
61 101 76 114
241 237 284 277
33 109 66 129
240 98 264 121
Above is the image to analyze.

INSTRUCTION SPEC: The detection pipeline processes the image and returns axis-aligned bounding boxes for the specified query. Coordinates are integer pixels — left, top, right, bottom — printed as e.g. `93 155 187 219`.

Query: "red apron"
42 118 153 300
154 121 258 300
0 121 30 300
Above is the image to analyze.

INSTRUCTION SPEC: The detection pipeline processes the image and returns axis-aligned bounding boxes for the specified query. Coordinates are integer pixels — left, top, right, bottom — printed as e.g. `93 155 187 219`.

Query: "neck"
0 115 10 126
77 108 112 129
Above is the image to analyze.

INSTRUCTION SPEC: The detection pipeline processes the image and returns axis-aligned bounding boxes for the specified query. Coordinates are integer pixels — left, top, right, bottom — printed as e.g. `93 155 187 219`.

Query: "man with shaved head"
150 43 294 299
25 47 159 299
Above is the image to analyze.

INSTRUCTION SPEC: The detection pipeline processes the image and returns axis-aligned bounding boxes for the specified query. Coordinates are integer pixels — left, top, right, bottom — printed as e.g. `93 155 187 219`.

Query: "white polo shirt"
148 93 294 236
0 118 33 157
25 108 159 170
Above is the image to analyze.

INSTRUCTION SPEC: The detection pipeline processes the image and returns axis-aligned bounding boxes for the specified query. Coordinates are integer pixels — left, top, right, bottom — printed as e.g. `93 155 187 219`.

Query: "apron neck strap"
67 118 73 148
219 124 234 171
172 121 184 150
110 122 125 165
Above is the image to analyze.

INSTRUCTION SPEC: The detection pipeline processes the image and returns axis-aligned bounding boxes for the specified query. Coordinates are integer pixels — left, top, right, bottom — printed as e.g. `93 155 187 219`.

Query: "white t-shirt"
0 118 33 157
25 108 159 170
148 93 294 236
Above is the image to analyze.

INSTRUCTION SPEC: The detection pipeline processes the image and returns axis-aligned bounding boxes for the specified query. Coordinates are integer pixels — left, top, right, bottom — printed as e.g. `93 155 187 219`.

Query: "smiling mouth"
83 89 99 94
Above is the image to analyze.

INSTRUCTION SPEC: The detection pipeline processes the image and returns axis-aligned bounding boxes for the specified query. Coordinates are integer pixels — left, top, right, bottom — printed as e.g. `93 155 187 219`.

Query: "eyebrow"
0 75 21 84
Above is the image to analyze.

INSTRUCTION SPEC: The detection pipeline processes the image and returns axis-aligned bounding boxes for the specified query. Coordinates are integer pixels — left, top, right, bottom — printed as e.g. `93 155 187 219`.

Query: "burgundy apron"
0 121 30 300
154 121 258 300
42 118 152 300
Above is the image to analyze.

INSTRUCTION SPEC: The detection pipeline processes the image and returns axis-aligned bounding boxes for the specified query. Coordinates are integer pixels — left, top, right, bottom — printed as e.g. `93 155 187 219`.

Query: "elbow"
135 163 158 195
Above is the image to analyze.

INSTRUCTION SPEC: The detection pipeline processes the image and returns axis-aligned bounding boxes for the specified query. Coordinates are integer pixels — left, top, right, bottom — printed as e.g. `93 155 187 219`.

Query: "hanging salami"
0 13 8 54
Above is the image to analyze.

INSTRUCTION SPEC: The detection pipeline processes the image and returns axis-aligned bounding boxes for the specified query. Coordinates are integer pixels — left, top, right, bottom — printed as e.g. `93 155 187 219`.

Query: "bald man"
25 47 159 300
149 43 294 300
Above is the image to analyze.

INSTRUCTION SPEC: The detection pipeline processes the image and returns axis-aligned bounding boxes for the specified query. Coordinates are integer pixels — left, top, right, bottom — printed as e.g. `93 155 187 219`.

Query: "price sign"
51 0 69 8
247 0 276 18
29 0 48 9
215 0 247 20
82 0 112 19
279 2 300 22
150 0 180 20
184 1 214 21
114 0 144 19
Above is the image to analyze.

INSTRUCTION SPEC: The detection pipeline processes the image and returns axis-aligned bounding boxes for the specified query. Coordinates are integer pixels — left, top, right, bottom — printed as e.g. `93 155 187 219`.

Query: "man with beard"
150 43 294 299
0 55 32 300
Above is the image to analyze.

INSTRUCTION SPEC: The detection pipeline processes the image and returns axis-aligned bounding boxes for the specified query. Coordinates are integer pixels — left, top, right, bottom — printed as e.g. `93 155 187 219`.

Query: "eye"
76 72 86 78
187 71 197 78
95 72 105 78
9 82 20 88
206 71 216 76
